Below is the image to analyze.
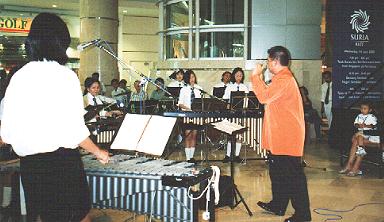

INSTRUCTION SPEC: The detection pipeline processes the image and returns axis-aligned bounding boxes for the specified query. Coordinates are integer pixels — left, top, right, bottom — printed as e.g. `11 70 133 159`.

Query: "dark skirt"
20 148 90 222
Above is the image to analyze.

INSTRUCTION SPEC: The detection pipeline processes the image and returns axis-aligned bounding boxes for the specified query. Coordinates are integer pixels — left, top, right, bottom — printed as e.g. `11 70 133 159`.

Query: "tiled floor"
88 141 384 222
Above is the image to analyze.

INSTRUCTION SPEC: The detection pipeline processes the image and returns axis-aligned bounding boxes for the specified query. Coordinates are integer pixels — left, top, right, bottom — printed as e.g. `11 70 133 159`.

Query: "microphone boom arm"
94 40 174 98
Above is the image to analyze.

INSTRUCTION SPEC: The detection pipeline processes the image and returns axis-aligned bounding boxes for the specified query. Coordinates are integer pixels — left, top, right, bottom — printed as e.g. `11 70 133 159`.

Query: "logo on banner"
350 10 370 33
350 9 370 46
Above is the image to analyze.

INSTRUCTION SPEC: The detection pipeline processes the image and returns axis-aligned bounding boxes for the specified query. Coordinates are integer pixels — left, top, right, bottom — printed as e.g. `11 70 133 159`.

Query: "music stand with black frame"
208 123 253 217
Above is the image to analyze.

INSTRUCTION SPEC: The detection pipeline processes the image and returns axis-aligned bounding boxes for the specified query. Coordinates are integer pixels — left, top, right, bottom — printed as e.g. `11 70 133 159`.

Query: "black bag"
198 175 234 209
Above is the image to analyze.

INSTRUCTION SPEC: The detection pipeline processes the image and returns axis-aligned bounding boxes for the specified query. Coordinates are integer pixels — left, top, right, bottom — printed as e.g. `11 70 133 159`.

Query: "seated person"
83 77 122 121
299 86 321 141
130 80 147 102
339 101 381 176
150 77 168 100
111 79 127 105
168 69 185 87
212 71 231 98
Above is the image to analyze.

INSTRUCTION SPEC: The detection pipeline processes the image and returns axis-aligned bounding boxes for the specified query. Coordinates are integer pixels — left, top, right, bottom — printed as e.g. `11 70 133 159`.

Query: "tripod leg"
233 185 253 216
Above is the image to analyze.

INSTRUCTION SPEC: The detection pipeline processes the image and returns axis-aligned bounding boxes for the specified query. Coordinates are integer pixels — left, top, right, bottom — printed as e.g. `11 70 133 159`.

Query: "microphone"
77 38 102 51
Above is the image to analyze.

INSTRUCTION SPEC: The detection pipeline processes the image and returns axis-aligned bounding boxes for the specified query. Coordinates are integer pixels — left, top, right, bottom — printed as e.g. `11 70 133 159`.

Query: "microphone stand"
94 40 175 101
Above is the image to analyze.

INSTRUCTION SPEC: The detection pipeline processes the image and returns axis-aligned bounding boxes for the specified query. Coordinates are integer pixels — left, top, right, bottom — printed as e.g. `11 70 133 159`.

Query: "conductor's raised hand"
251 63 264 81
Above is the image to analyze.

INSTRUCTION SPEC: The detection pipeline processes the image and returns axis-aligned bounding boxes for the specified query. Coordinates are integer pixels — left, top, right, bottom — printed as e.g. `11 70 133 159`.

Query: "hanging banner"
330 0 383 108
0 17 32 33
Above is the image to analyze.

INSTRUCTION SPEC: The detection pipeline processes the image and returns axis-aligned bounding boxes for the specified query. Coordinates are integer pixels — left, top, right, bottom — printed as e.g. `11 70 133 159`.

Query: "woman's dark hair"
231 67 244 83
25 13 70 65
221 71 231 82
169 69 184 80
267 46 291 66
83 77 100 95
184 69 197 85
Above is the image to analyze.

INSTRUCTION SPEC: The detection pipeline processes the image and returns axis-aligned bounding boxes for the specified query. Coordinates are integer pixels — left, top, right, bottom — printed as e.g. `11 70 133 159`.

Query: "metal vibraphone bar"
183 116 265 157
83 155 198 222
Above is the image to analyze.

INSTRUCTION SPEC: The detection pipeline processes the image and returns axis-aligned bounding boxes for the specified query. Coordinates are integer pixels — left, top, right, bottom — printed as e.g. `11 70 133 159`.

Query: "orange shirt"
251 67 305 157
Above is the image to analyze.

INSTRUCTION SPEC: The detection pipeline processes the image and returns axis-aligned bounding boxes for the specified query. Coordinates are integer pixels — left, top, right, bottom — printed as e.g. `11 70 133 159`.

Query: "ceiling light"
123 10 127 13
52 4 57 8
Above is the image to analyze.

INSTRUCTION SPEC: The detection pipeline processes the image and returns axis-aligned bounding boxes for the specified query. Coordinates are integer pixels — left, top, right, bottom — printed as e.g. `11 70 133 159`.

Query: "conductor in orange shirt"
251 46 311 222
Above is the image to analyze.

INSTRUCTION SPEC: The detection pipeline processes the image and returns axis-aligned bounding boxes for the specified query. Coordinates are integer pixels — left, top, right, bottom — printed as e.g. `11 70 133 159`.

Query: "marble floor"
88 141 384 222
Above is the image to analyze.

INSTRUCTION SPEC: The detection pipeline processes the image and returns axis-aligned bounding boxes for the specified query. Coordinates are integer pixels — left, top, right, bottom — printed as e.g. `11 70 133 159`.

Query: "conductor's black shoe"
187 158 196 164
257 201 285 216
222 155 230 163
283 215 311 222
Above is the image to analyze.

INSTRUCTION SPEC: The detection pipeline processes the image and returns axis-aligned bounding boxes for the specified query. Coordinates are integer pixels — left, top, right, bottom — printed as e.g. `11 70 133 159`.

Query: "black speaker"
198 175 233 209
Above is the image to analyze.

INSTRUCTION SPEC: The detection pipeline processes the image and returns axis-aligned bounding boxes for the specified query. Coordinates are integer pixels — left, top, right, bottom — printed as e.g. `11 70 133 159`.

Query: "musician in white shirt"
168 69 185 87
223 67 249 100
222 67 248 163
0 13 109 222
178 70 202 163
83 77 123 120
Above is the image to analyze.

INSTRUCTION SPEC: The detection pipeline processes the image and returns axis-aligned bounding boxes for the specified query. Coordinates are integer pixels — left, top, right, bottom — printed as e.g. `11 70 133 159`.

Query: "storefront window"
200 32 243 58
166 1 191 28
199 0 244 25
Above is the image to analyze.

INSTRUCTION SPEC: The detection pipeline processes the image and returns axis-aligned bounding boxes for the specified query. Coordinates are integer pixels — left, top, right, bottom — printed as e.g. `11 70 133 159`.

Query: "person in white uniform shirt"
222 67 249 163
168 69 185 87
0 13 109 222
84 77 123 120
212 71 231 97
178 70 202 163
321 71 332 128
339 102 381 177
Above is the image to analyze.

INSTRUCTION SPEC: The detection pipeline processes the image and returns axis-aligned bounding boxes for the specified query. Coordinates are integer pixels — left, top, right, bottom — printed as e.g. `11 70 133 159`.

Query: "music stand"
202 98 227 111
191 98 203 112
230 91 245 110
213 87 225 98
208 121 253 217
246 91 261 110
144 100 159 114
167 87 182 98
84 104 107 122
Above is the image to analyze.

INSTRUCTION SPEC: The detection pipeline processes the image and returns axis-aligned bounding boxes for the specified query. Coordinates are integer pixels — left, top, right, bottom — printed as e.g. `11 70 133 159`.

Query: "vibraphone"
83 154 210 222
0 154 212 222
163 110 266 157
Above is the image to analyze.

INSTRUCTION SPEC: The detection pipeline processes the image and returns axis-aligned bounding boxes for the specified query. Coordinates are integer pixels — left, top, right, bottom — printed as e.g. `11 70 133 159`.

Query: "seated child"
339 101 380 176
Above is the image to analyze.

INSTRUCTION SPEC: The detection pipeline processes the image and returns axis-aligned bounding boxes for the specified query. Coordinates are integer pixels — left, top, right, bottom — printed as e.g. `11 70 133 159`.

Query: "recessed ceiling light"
123 10 127 13
20 14 24 16
52 4 57 8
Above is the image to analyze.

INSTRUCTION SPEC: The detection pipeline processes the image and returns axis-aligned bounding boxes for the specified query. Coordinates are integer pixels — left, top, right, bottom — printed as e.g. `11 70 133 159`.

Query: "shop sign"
0 16 32 33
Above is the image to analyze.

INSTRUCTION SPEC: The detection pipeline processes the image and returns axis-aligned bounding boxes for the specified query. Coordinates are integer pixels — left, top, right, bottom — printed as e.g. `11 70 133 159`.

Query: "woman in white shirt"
0 13 109 222
178 70 202 163
168 69 185 87
83 77 123 120
222 67 248 163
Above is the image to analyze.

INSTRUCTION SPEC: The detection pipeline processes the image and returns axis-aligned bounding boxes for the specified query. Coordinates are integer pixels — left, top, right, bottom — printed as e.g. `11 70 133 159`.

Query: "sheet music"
211 119 246 135
111 114 176 156
111 114 151 151
137 115 177 155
